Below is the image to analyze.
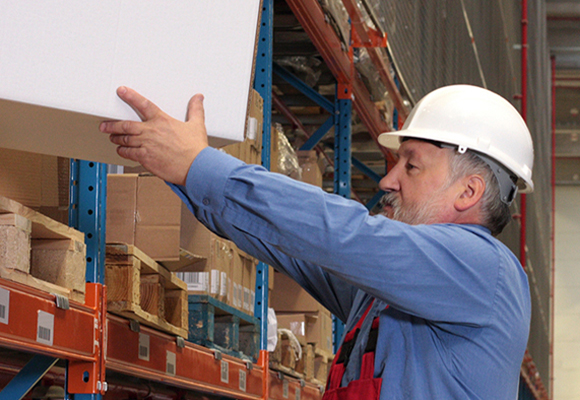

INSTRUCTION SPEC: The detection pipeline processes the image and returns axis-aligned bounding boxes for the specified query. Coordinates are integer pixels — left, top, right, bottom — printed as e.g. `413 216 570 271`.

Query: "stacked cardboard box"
106 174 182 262
0 148 70 224
221 89 264 165
271 271 334 354
175 204 262 315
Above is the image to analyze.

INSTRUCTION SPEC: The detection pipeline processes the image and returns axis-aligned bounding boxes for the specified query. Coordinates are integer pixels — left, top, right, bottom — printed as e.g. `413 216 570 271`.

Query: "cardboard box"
106 174 181 261
276 312 334 354
297 150 323 188
179 207 234 302
0 148 69 214
270 271 331 315
222 89 264 165
0 1 262 165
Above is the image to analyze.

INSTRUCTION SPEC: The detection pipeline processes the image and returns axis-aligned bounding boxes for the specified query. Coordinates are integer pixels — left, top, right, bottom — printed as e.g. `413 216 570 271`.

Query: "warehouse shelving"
0 1 548 399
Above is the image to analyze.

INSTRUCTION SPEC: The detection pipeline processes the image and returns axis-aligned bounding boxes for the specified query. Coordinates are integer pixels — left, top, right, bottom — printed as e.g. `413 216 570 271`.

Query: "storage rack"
0 1 546 399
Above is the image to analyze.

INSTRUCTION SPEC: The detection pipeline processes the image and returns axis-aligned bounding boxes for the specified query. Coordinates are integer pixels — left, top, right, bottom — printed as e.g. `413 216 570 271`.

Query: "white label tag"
220 360 229 383
0 287 9 325
37 310 54 346
220 272 228 297
283 379 289 398
239 369 247 392
210 269 220 295
177 272 209 292
166 350 176 376
139 333 150 361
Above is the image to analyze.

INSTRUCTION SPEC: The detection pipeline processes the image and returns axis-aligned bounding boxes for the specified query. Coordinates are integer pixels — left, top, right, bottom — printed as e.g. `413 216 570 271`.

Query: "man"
101 84 534 399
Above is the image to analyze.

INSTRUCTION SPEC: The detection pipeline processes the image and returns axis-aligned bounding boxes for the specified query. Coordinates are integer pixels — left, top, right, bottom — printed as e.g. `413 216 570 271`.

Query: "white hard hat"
378 85 534 196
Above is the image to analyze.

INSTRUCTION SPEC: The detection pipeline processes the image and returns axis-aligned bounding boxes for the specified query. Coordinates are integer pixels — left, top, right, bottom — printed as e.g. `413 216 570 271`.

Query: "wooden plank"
0 195 83 242
106 243 188 337
0 207 85 303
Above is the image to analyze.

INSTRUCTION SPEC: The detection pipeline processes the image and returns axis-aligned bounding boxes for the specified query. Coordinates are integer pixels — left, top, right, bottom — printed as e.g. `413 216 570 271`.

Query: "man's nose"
379 167 400 192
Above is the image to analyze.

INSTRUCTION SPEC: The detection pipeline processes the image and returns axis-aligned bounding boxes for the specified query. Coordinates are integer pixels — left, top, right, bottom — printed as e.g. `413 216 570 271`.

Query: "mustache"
379 191 399 209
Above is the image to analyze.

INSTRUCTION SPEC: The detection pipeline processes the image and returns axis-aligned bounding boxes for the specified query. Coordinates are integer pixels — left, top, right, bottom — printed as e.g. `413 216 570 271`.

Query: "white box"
0 1 261 165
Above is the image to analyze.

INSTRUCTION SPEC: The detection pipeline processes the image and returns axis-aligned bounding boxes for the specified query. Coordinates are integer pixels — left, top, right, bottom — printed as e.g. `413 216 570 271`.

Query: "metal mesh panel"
523 0 552 392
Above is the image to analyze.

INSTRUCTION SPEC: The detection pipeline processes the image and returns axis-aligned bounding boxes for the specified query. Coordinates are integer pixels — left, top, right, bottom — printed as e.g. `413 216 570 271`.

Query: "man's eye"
406 163 416 171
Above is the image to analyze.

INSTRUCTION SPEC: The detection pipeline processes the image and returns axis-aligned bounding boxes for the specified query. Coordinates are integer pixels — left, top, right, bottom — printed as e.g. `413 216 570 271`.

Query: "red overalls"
322 301 384 400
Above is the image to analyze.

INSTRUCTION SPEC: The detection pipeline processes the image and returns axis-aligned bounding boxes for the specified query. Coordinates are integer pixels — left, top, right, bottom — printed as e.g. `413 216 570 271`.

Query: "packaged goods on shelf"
0 195 86 303
105 243 188 337
297 150 323 188
270 270 331 315
270 124 301 179
276 312 334 354
0 148 70 224
0 1 262 165
106 174 181 262
221 89 264 165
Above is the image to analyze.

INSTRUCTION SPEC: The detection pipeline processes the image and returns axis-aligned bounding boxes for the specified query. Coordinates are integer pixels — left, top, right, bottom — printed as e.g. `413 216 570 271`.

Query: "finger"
109 134 141 147
186 94 205 123
100 120 142 135
116 146 147 162
117 86 162 121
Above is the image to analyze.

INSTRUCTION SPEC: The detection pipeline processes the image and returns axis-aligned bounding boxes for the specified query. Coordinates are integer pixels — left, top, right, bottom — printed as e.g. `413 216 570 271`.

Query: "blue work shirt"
171 148 531 400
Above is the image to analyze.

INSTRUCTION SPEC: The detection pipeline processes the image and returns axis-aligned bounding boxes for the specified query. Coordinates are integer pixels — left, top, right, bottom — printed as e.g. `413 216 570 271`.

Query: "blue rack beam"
253 0 273 352
0 355 58 400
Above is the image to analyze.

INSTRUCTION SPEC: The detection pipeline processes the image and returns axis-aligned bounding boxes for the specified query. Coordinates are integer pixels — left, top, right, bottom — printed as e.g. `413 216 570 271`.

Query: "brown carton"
270 271 331 315
106 174 181 261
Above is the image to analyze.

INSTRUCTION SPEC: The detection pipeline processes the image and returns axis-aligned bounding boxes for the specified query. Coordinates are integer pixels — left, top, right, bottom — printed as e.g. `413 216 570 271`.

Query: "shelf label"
166 350 176 376
295 387 301 400
0 287 9 325
37 311 54 346
239 369 247 392
139 333 150 361
283 379 289 398
220 360 229 383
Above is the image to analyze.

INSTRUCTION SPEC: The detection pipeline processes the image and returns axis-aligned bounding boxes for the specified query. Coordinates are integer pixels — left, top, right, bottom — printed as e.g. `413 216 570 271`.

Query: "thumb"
186 94 205 123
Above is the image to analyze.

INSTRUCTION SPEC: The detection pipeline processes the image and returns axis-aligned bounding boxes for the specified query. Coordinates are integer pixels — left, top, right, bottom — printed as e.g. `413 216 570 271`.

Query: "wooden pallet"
313 346 334 385
0 195 86 303
188 294 260 361
105 243 188 338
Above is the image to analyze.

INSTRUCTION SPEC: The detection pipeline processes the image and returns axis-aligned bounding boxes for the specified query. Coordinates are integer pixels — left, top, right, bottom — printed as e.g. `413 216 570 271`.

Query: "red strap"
327 301 375 391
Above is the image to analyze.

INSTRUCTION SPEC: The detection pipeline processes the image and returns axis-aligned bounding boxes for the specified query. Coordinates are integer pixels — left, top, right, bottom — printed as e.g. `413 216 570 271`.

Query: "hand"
99 86 209 186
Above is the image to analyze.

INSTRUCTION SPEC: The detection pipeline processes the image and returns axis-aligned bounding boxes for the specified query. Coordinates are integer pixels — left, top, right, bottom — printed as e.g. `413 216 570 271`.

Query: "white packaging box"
0 1 261 166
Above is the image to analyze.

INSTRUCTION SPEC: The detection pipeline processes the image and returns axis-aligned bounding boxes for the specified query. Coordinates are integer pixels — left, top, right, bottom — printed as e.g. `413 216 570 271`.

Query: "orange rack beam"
0 279 98 361
106 313 264 399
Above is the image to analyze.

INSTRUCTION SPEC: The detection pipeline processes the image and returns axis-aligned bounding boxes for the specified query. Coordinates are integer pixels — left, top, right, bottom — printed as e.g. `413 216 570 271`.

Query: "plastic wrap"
275 56 322 87
273 123 302 180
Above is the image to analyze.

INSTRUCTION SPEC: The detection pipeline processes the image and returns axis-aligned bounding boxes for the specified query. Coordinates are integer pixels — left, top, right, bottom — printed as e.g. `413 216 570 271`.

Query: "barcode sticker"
210 269 220 295
37 311 54 346
177 272 209 292
239 369 246 392
243 288 251 311
220 272 228 297
139 333 150 361
166 350 176 376
220 360 229 383
234 283 242 308
283 380 289 398
250 290 255 313
0 287 9 325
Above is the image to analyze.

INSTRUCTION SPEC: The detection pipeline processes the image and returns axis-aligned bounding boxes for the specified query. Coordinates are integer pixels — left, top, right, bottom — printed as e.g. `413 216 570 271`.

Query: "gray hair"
446 150 513 236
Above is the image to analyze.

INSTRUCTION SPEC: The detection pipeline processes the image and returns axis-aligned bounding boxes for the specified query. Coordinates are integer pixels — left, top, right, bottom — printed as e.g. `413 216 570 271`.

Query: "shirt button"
202 198 210 206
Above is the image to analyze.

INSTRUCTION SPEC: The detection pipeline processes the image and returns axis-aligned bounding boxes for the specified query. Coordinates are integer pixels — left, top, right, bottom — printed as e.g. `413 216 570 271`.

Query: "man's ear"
454 175 485 212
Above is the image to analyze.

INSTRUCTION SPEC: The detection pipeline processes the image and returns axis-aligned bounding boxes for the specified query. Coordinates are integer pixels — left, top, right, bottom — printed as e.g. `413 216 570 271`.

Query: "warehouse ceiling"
547 0 580 184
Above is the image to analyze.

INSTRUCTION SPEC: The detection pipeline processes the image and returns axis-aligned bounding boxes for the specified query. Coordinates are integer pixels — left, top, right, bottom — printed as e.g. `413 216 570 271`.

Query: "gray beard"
379 191 444 225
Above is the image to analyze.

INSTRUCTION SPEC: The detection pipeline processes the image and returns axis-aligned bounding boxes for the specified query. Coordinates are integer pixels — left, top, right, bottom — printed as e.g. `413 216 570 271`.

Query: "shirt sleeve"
172 147 510 326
